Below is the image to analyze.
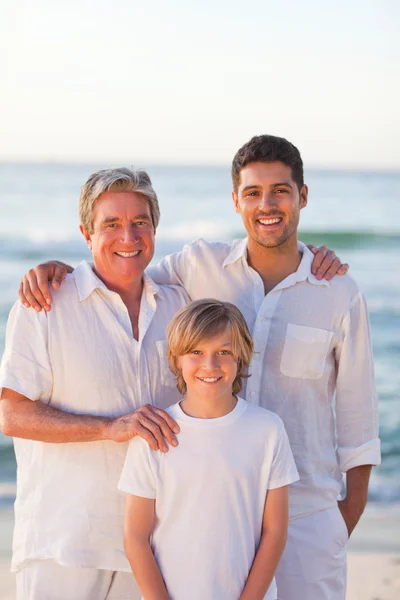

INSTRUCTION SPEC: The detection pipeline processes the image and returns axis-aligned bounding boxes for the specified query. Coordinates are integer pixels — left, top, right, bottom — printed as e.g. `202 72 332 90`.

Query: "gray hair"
79 167 160 233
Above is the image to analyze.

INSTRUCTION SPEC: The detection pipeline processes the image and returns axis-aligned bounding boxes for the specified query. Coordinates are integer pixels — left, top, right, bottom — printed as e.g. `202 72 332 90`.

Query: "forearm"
339 464 372 535
240 530 286 600
1 393 110 443
345 464 372 505
125 539 169 600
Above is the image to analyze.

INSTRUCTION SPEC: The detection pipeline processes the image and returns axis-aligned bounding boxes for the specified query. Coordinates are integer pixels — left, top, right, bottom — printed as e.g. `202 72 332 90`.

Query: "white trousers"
16 561 141 600
276 506 348 600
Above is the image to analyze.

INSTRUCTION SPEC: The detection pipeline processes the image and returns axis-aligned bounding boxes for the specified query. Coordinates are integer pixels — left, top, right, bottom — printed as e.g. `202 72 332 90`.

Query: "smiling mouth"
257 217 283 226
196 377 223 383
114 251 142 258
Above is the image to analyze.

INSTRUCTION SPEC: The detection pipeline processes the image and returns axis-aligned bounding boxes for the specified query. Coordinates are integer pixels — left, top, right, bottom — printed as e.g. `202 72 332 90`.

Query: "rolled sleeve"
0 302 52 401
335 291 381 472
337 438 381 472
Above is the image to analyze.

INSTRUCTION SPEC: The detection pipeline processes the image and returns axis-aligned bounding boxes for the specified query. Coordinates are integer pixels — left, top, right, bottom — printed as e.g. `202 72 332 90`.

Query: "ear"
232 191 240 214
80 224 92 250
299 184 308 210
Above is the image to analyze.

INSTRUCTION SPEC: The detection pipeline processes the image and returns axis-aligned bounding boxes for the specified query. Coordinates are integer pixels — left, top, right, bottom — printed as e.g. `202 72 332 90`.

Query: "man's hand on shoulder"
308 245 349 281
18 261 73 312
104 404 180 453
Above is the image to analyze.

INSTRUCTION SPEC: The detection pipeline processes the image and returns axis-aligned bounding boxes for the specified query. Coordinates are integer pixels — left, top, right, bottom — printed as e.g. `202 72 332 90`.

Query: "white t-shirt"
118 398 299 600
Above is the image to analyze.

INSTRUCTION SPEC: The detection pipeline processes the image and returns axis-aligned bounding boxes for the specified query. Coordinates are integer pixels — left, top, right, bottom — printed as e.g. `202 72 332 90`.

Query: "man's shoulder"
155 283 190 307
182 238 236 262
50 272 81 306
321 272 364 308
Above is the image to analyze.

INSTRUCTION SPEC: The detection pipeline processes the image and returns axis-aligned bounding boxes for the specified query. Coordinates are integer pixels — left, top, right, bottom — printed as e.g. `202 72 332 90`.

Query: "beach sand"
1 505 399 600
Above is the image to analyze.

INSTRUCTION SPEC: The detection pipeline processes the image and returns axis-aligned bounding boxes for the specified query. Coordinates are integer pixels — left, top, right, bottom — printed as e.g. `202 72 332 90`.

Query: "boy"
118 299 299 600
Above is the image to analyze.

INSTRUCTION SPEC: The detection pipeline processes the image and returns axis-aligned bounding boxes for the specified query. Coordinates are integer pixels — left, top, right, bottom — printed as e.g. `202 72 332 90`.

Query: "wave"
1 229 399 262
0 442 400 504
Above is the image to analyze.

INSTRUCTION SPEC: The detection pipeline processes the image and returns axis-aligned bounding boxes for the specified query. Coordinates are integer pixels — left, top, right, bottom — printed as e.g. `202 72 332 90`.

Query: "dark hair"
231 134 304 192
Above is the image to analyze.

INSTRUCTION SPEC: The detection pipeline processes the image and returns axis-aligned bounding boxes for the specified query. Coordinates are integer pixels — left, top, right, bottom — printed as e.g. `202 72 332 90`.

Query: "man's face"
232 161 308 249
80 191 155 289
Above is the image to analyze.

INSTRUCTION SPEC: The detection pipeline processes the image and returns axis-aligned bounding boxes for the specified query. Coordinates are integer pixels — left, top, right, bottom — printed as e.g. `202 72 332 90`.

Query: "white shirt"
0 261 189 572
119 398 299 600
148 239 381 519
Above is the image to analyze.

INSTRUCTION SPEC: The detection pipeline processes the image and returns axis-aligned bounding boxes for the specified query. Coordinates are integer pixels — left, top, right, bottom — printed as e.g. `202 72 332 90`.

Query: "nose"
258 192 277 211
120 224 140 244
203 353 219 370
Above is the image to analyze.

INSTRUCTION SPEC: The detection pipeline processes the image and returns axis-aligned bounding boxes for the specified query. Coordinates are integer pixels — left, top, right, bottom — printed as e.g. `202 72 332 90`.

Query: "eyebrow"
241 181 293 193
101 214 151 224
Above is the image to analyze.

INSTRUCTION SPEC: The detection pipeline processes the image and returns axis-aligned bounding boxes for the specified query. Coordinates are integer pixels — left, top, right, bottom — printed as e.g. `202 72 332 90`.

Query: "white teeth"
198 377 219 383
115 251 140 257
258 218 281 225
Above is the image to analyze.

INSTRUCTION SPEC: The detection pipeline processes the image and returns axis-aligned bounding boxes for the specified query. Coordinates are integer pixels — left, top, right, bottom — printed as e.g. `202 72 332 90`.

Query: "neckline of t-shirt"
170 397 247 428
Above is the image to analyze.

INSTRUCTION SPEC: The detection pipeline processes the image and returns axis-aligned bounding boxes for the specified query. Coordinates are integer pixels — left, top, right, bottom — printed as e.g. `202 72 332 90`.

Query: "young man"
145 136 380 599
119 299 299 600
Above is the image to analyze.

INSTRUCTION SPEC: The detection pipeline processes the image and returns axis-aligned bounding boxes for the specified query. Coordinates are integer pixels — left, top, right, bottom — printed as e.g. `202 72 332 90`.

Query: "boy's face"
178 326 238 403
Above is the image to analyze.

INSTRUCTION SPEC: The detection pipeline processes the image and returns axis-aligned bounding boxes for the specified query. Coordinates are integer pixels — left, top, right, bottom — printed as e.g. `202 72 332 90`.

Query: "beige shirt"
148 239 381 519
0 261 188 572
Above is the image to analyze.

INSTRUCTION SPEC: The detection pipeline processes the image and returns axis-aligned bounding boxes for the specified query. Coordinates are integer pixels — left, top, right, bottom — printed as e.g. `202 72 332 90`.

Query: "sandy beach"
1 505 399 600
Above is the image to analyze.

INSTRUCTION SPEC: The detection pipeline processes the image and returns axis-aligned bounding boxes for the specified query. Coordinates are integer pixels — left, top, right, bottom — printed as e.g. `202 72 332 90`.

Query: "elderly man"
0 168 188 600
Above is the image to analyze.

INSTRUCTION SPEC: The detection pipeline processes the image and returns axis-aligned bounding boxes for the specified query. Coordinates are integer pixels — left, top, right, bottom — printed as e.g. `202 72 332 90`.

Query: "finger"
310 245 328 275
150 406 180 434
52 264 68 290
137 415 169 453
36 270 54 306
132 421 159 451
306 244 318 254
337 263 349 275
141 405 179 445
25 271 49 310
322 257 342 281
21 277 45 312
18 280 31 308
315 249 336 280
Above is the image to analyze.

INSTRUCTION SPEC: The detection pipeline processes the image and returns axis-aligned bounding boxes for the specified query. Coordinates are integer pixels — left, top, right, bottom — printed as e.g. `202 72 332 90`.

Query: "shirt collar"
222 238 330 288
74 261 160 302
294 242 331 288
222 238 248 267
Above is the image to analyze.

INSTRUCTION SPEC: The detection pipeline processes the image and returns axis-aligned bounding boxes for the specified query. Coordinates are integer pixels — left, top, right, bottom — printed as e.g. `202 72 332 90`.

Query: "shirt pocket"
280 324 333 380
156 340 178 389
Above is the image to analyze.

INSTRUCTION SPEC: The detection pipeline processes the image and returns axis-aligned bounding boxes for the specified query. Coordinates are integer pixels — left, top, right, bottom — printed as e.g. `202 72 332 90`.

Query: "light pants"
276 506 348 600
16 561 141 600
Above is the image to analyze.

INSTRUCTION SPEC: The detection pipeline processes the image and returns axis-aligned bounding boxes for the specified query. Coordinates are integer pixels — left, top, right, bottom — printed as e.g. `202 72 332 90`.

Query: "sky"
1 0 399 168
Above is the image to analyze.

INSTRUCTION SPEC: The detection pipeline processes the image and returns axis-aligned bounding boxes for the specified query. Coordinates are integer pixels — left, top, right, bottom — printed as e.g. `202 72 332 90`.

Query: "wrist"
98 417 114 441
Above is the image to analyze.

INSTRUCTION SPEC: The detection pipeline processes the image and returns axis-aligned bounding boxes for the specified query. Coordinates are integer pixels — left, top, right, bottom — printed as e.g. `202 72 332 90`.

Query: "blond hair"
79 167 160 233
167 299 254 395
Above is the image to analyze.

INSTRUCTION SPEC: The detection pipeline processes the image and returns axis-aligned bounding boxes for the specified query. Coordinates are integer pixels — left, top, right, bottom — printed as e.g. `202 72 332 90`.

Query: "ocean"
0 162 400 512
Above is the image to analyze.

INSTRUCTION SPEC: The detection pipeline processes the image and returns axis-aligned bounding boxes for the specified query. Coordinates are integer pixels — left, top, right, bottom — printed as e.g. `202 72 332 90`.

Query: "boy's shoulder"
242 401 284 429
